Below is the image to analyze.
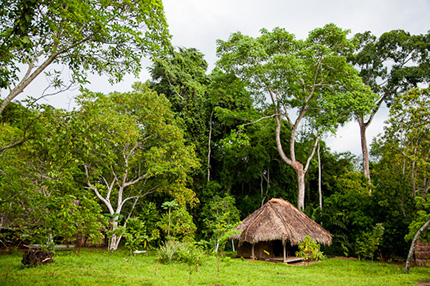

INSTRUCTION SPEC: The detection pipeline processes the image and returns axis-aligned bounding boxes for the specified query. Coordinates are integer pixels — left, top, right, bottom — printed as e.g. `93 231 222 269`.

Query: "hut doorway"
272 240 298 258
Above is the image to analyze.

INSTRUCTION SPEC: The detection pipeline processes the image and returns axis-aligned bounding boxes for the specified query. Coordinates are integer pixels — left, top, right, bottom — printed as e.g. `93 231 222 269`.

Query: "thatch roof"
232 198 332 246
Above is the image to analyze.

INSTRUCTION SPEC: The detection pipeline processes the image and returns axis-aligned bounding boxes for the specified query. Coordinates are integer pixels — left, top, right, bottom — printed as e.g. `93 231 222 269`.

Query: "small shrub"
157 241 205 265
157 240 181 263
176 242 205 266
296 236 324 261
123 217 146 256
356 223 385 260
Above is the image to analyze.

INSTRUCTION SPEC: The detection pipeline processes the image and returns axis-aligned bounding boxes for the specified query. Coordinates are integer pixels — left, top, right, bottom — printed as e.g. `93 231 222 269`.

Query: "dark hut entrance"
232 198 332 263
237 240 299 262
273 240 298 258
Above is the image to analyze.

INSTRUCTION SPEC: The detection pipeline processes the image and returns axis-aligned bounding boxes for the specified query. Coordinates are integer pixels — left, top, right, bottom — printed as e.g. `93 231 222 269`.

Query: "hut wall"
415 241 430 266
255 241 273 259
237 241 274 260
237 242 253 258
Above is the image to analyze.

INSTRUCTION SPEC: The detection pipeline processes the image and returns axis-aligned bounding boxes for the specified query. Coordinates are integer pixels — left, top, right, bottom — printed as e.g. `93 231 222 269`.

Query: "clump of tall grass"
156 240 204 265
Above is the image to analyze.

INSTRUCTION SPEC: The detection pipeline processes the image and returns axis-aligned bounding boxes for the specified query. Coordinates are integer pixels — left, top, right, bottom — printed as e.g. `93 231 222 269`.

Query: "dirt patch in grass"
331 256 357 260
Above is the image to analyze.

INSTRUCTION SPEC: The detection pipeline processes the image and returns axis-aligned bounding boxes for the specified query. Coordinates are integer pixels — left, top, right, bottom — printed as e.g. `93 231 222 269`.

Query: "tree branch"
84 165 114 215
236 114 279 134
304 136 320 173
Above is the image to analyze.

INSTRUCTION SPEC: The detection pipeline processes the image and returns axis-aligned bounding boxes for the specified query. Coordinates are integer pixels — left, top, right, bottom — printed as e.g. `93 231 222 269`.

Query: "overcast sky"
19 0 430 156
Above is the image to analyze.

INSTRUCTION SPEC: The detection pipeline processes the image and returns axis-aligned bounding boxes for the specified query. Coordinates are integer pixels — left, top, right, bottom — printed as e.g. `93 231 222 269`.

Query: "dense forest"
1 0 429 261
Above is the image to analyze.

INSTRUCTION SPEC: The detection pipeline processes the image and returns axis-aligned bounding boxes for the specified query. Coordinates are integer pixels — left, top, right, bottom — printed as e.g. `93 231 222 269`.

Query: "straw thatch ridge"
232 198 332 246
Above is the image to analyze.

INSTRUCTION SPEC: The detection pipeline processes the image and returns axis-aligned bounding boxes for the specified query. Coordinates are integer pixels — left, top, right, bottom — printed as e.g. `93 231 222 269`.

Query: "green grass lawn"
0 249 429 286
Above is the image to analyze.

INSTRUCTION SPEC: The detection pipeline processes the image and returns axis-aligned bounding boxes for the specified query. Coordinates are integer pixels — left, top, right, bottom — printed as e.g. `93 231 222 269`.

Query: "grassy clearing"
0 249 429 286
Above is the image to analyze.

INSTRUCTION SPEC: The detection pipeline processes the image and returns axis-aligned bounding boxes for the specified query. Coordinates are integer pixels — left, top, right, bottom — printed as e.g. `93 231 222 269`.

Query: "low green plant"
156 240 181 263
296 235 324 261
157 240 205 266
157 207 196 242
123 217 146 256
176 242 205 266
356 223 385 261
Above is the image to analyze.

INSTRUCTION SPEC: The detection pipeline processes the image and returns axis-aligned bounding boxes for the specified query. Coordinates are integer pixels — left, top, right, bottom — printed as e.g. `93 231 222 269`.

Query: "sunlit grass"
0 249 429 285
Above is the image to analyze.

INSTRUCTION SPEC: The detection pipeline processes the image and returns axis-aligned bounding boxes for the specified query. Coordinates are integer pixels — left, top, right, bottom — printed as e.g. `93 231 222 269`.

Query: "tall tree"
0 0 170 115
149 47 210 181
350 30 430 184
372 87 430 199
216 24 376 210
0 102 106 246
72 82 199 250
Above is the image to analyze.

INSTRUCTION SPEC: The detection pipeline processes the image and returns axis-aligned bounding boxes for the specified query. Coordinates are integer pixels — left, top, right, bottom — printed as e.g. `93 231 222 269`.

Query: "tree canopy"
0 0 170 115
216 24 376 209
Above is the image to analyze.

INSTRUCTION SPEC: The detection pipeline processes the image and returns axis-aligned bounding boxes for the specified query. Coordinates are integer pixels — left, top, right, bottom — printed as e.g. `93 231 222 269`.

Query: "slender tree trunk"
411 160 416 196
358 116 372 188
297 168 306 211
110 217 120 251
422 179 429 200
167 208 171 238
318 142 322 210
207 108 214 182
405 219 430 273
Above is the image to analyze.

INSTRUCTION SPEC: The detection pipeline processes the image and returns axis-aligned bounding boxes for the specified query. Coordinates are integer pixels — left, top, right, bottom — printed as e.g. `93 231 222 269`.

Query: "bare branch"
236 114 279 134
304 136 320 173
305 56 323 102
123 173 149 188
0 137 31 153
84 165 114 215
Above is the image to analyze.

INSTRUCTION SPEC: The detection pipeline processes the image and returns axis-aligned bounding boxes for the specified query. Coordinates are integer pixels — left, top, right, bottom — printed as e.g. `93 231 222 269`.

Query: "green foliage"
0 101 106 247
0 0 170 114
157 240 181 263
296 236 325 261
176 242 205 266
405 196 430 242
156 240 204 265
201 194 240 252
217 24 376 133
318 171 374 256
71 83 199 249
356 223 385 260
370 87 430 255
149 47 210 175
216 24 377 210
136 201 161 249
162 201 179 210
123 217 146 256
157 208 197 242
351 30 430 106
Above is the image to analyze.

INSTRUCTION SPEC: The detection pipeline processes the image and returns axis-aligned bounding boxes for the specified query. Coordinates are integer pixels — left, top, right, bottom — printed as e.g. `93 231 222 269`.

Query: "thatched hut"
232 198 332 262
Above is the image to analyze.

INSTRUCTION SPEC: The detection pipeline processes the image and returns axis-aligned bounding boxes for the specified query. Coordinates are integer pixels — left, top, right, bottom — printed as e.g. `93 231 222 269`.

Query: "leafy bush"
296 236 324 261
318 171 374 256
176 242 205 266
356 223 385 260
157 207 196 242
405 196 430 242
123 217 146 256
157 240 181 263
156 240 205 265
